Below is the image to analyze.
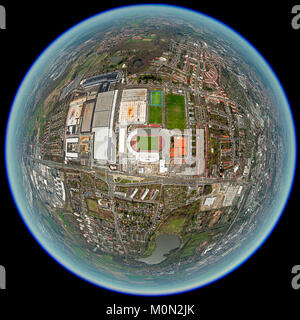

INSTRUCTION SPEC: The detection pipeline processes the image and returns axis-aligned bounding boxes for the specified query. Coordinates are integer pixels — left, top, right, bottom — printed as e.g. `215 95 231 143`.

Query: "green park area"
180 232 212 258
165 94 186 130
143 239 156 257
86 198 99 212
161 216 186 235
149 106 162 124
57 211 74 233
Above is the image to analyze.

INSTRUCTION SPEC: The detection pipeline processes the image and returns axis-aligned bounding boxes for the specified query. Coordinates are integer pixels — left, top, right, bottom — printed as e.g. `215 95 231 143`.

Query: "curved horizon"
5 4 297 296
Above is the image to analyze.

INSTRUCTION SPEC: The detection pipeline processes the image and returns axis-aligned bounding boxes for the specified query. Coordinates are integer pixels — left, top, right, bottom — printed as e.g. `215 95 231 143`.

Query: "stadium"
127 128 165 163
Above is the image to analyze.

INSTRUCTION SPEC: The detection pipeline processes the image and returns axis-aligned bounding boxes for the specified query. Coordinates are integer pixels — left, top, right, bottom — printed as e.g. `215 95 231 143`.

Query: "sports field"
165 94 186 130
137 135 159 151
149 106 162 124
151 90 163 106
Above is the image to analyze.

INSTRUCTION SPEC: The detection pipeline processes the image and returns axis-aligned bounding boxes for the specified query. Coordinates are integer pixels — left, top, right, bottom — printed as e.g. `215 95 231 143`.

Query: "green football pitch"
149 106 162 124
151 91 163 106
165 94 186 130
137 136 159 151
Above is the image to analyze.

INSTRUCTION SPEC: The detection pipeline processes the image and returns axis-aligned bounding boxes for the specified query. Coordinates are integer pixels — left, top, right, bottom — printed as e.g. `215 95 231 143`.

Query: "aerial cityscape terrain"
7 5 294 294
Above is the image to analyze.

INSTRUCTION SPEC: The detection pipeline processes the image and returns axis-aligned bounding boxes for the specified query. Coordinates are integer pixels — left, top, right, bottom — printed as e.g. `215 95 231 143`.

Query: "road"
28 156 248 187
107 174 128 255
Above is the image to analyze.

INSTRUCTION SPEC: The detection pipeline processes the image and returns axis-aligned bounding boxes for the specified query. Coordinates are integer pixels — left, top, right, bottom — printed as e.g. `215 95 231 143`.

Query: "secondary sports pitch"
137 135 159 151
165 94 186 130
149 106 162 124
151 90 163 106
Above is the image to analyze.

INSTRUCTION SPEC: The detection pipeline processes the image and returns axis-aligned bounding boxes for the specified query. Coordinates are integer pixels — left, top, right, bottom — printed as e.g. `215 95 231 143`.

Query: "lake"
138 234 180 265
132 58 144 69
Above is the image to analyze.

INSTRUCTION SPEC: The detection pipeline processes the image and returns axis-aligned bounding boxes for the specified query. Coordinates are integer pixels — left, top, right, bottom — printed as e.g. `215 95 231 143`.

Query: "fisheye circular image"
5 4 296 295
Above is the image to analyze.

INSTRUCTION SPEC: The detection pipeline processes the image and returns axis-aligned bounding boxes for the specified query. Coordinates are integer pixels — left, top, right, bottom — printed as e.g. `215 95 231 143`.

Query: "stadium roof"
80 71 121 88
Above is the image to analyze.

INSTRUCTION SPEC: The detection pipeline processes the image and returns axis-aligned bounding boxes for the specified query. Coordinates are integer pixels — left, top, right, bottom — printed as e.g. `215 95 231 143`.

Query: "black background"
0 0 299 316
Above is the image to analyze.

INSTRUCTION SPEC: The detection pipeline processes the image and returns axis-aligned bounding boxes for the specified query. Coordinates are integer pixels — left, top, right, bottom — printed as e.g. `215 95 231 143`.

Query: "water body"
139 234 180 265
132 58 144 69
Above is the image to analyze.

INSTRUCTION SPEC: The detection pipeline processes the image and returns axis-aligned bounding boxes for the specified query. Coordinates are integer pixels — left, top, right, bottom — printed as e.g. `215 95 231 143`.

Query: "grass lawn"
86 198 98 212
151 90 163 106
149 106 162 124
161 216 186 234
57 211 74 233
137 135 159 151
143 239 156 257
165 94 186 130
181 232 212 258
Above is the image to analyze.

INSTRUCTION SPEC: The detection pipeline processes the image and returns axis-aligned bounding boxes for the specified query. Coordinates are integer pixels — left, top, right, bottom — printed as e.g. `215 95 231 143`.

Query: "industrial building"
119 89 147 124
64 89 118 164
81 102 95 133
222 184 240 207
92 127 110 162
92 91 116 128
66 97 85 135
92 90 118 163
65 137 79 159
